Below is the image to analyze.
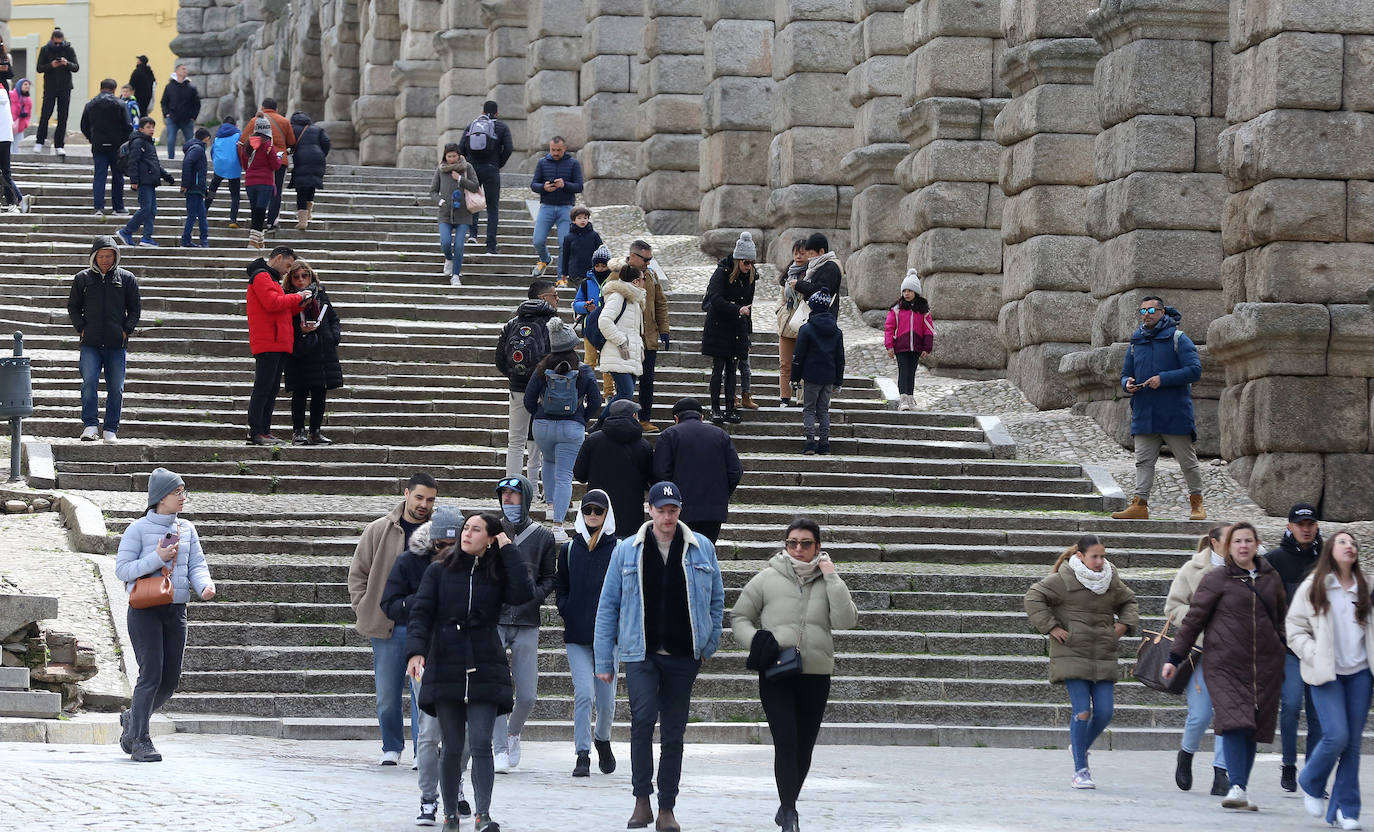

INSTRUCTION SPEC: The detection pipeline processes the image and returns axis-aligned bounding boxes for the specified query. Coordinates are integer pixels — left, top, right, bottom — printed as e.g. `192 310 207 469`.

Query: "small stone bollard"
4 500 27 513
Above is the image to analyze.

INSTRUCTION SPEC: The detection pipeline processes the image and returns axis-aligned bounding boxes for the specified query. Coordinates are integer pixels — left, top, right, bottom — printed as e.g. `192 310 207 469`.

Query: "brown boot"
295 209 309 230
627 796 653 829
1189 493 1206 521
740 394 760 410
655 808 681 832
640 421 660 433
1111 496 1149 521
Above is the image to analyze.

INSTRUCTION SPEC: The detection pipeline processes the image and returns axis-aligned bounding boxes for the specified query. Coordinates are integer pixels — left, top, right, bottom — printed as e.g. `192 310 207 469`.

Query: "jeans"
412 676 469 805
35 86 71 147
802 382 834 443
493 624 540 753
268 165 287 226
439 222 471 274
247 184 274 231
1132 432 1203 498
1065 679 1114 772
505 392 544 485
739 354 751 394
610 373 636 408
291 388 327 434
1301 669 1372 823
92 146 125 212
182 193 208 246
896 351 920 396
165 118 195 158
371 625 420 754
123 185 158 240
247 352 288 437
1282 651 1322 766
1220 730 1258 790
760 673 831 812
436 699 497 817
208 175 241 222
1180 657 1226 769
639 348 658 421
126 603 187 744
532 203 572 263
567 643 615 753
533 418 586 525
471 162 502 250
627 654 701 810
79 346 127 432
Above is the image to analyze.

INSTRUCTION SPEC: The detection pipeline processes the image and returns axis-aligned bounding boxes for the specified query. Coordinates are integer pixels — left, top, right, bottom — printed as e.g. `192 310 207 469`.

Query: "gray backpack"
467 115 495 152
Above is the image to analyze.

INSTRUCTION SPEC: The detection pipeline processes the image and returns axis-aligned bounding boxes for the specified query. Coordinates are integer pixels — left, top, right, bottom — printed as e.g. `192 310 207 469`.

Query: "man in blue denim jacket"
594 481 724 832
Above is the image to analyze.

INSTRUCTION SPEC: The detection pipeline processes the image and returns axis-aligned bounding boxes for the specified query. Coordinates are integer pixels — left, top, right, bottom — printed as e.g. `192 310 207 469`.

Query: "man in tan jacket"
627 240 669 433
348 471 437 765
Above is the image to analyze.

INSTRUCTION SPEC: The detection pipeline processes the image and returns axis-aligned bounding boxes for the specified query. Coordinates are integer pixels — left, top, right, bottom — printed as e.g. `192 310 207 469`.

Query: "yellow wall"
12 0 176 101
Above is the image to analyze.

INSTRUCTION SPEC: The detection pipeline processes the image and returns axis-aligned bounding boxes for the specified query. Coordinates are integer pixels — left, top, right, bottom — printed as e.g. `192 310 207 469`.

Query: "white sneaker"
1221 785 1257 810
1337 809 1362 830
507 734 521 768
19 196 31 213
56 147 66 157
80 426 99 441
102 430 118 442
1071 768 1095 789
380 750 401 766
449 275 462 287
32 142 43 153
415 800 437 826
898 394 912 411
551 525 568 545
442 258 453 277
494 751 511 773
1306 791 1327 818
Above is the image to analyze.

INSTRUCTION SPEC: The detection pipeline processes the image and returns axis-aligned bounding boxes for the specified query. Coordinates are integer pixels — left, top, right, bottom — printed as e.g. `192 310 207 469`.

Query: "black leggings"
760 673 831 812
710 356 738 413
291 387 327 433
295 186 316 210
896 351 920 396
435 699 497 818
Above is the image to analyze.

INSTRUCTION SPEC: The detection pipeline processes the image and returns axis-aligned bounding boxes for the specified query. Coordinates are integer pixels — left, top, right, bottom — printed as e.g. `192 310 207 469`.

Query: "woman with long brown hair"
1024 534 1138 789
283 259 343 445
700 232 758 424
1287 531 1369 830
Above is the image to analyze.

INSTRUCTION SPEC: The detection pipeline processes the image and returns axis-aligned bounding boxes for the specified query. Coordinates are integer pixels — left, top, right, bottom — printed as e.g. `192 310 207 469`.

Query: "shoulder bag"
129 522 178 609
463 184 487 214
1133 617 1199 695
776 295 810 339
763 578 816 681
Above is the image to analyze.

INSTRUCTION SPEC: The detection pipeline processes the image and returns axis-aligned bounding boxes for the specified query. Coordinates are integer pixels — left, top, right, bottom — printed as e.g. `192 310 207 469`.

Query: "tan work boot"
627 796 653 829
739 394 760 410
295 209 309 230
1111 496 1149 520
1190 493 1206 521
655 808 681 832
640 421 660 434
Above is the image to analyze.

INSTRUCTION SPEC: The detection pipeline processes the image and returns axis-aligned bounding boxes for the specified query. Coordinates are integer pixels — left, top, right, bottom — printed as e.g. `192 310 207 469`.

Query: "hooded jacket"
238 107 296 154
380 520 438 626
1263 529 1324 607
9 81 32 134
597 278 646 375
289 113 331 190
1163 546 1225 647
429 160 480 226
114 510 212 604
36 40 79 91
159 76 201 123
558 221 604 280
700 256 756 360
529 152 584 206
180 139 208 195
79 90 130 149
792 309 845 387
555 492 618 645
124 131 173 188
245 257 306 355
348 501 409 639
238 132 283 188
496 474 558 628
1120 306 1202 437
211 123 243 179
653 410 744 524
731 552 860 675
1024 560 1139 683
68 237 140 349
495 299 559 392
574 400 654 534
524 359 603 424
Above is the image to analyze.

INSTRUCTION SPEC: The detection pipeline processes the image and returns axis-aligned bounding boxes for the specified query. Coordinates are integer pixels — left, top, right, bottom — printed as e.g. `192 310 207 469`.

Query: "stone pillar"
698 0 774 255
525 0 587 163
320 0 361 160
1206 1 1374 520
994 0 1102 408
483 0 531 169
170 0 267 122
1060 0 1229 454
391 0 443 169
580 0 645 205
765 0 856 268
635 0 707 234
287 0 327 125
890 0 1008 372
841 0 909 316
353 0 401 165
435 2 488 151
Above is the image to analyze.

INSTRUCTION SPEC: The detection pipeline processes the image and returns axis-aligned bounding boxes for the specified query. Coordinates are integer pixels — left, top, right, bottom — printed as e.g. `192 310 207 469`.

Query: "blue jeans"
567 642 615 753
371 626 419 754
532 203 571 263
1301 669 1372 823
627 654 701 811
92 146 125 212
182 193 207 246
1282 651 1322 765
122 185 157 240
1065 679 1114 772
609 373 636 408
166 118 195 158
1180 657 1226 769
533 418 586 525
1220 730 1258 789
439 222 470 273
79 346 127 431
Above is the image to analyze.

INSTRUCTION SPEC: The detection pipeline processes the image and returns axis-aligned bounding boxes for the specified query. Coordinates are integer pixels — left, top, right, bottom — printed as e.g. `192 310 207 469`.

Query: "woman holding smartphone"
113 467 215 762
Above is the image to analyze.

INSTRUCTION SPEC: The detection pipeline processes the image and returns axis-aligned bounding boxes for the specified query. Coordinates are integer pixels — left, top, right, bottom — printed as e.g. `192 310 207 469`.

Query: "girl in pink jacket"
883 270 934 411
9 79 32 136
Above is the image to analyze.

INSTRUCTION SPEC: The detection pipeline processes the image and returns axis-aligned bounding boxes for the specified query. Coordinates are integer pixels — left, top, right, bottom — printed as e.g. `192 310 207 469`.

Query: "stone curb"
21 441 55 488
873 376 898 403
54 490 108 555
84 553 135 707
0 712 173 744
1082 463 1128 509
975 415 1017 460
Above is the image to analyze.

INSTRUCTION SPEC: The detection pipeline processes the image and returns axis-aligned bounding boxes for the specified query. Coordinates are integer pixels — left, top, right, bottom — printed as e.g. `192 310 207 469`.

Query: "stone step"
0 667 31 691
0 689 62 719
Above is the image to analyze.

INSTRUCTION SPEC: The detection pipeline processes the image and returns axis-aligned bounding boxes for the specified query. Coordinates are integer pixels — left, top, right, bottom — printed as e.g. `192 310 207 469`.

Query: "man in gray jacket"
492 474 557 772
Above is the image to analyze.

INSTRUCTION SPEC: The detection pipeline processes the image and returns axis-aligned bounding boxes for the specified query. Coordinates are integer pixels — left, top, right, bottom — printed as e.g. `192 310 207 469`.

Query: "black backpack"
117 138 136 176
502 316 550 379
585 297 627 351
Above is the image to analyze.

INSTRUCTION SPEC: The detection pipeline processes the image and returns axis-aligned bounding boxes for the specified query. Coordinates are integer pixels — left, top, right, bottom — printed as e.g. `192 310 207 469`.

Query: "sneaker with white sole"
380 750 401 766
494 751 511 773
1337 809 1362 830
449 275 462 287
1305 791 1326 818
18 196 30 214
80 426 99 441
1071 768 1095 789
56 147 66 157
102 430 118 442
33 143 43 153
1221 785 1257 810
551 526 568 545
416 800 438 826
507 735 522 768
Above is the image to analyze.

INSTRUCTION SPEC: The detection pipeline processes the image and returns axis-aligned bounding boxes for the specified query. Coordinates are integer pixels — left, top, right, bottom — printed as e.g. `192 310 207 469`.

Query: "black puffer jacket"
67 238 140 349
289 113 332 190
284 286 344 392
123 132 173 188
80 91 131 149
405 544 535 715
381 521 436 625
700 256 755 360
1262 530 1323 606
159 77 200 123
792 309 845 387
574 400 653 535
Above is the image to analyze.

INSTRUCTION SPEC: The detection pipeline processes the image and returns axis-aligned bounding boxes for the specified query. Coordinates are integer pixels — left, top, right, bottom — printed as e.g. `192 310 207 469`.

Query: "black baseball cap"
648 482 683 509
671 397 702 417
1288 503 1318 523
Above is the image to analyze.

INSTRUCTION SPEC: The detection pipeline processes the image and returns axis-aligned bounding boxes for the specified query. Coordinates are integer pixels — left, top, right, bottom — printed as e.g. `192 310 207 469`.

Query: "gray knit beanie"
147 467 185 510
430 506 464 541
901 269 921 295
548 318 580 353
732 231 757 261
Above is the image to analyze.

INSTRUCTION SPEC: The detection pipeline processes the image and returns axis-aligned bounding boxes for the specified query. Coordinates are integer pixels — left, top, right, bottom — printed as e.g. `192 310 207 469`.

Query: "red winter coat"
884 305 934 354
246 261 304 355
238 134 283 188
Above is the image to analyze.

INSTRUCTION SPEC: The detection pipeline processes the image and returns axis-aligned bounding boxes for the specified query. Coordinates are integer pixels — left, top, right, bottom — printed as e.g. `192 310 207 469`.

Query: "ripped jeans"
1065 679 1115 772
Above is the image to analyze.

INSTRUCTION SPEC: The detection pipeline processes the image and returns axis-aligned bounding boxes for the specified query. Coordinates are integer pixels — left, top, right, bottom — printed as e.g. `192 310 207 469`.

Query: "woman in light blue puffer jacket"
114 467 215 762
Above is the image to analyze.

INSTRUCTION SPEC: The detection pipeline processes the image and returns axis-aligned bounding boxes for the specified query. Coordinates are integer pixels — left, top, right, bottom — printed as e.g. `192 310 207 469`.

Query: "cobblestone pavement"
0 736 1348 831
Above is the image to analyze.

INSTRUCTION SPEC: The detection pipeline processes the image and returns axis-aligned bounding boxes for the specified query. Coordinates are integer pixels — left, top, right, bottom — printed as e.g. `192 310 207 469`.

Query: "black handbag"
763 647 802 681
1134 618 1200 695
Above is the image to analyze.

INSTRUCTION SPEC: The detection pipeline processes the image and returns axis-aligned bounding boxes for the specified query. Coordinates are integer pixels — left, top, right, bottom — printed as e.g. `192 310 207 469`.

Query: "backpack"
502 316 550 379
467 115 495 152
540 367 579 416
585 296 628 351
117 138 135 176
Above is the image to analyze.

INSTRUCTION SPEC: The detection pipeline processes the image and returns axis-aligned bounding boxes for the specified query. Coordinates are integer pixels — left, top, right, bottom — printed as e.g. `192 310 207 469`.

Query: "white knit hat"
901 269 921 295
732 231 757 261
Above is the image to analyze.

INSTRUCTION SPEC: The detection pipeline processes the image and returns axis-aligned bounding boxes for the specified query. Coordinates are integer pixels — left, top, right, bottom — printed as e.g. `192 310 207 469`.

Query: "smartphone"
161 532 179 548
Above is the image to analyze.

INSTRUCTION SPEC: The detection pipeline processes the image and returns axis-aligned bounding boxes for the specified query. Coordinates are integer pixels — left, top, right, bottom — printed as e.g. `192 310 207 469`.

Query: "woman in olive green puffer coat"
1024 534 1139 789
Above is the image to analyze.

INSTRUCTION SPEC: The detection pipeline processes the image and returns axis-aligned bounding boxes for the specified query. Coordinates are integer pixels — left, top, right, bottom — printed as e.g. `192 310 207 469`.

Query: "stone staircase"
5 153 1220 748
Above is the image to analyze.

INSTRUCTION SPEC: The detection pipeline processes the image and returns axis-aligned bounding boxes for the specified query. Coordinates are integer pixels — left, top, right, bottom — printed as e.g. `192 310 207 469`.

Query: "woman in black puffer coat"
700 239 757 425
407 512 535 832
283 260 343 445
288 112 331 229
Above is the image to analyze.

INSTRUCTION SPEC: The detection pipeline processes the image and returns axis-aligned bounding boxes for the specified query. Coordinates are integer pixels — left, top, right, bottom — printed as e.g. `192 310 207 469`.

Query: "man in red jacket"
245 246 306 445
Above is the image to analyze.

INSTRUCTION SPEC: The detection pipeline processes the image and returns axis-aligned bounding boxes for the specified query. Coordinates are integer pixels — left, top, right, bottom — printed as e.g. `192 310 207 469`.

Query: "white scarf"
1066 555 1114 595
786 552 830 583
804 250 839 278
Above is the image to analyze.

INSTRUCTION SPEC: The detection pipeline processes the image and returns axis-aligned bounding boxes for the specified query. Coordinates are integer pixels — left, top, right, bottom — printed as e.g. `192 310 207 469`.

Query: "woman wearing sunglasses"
555 489 620 778
730 518 858 832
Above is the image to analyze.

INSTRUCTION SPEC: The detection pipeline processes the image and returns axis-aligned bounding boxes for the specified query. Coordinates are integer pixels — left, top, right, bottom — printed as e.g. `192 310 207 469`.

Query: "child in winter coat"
208 118 243 227
884 269 935 411
791 291 845 455
572 245 614 398
119 84 140 130
558 206 603 288
238 117 284 249
9 78 31 136
179 127 210 248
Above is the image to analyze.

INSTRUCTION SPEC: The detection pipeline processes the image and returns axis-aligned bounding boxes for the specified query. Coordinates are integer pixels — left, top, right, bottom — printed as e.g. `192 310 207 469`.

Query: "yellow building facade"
8 0 176 102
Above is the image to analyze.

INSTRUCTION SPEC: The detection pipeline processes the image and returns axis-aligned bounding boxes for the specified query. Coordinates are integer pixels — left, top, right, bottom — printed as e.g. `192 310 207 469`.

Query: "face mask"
502 504 523 524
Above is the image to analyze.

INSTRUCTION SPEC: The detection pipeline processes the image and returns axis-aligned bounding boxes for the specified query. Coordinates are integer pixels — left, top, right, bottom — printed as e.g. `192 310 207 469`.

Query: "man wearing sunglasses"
1112 296 1205 521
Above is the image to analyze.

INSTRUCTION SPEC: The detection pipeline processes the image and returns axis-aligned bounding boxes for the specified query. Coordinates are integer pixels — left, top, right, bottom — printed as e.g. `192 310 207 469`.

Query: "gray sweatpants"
493 623 540 752
412 676 469 805
802 382 833 443
1132 432 1203 499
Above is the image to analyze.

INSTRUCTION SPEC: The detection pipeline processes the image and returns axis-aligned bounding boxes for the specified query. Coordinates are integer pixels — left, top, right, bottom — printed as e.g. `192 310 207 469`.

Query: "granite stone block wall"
635 0 707 235
580 0 645 206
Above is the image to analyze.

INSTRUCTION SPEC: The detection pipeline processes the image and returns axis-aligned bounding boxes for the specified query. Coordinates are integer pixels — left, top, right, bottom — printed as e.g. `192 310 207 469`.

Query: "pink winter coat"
9 86 32 134
884 305 934 354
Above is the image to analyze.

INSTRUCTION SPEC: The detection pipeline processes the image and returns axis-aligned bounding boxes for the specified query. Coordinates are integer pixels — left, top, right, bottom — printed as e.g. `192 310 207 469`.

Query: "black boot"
1281 763 1297 792
595 738 616 774
573 751 591 777
1211 766 1230 796
118 709 133 754
1175 749 1194 791
781 808 800 832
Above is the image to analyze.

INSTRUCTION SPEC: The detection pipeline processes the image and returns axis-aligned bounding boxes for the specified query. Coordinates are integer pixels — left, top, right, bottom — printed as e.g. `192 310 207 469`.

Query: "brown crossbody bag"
129 523 179 609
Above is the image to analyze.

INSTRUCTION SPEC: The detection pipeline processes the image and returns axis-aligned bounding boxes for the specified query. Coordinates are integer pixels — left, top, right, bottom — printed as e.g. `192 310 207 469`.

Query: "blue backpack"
541 368 579 416
585 298 627 351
